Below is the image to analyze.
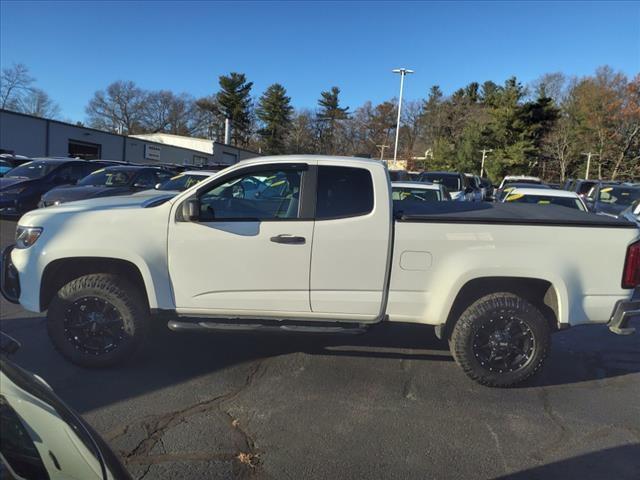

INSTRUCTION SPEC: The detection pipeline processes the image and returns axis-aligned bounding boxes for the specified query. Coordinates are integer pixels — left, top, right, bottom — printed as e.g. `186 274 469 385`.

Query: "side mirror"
182 198 200 221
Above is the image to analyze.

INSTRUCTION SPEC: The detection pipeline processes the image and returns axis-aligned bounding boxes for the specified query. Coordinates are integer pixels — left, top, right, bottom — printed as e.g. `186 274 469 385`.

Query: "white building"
0 109 258 166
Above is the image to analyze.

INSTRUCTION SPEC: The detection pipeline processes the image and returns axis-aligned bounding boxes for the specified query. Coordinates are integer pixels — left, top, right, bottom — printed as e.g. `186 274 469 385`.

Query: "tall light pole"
581 152 598 180
392 68 414 162
479 148 493 177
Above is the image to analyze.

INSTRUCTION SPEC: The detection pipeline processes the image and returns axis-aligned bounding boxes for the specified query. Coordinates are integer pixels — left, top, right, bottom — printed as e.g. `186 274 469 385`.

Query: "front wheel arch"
40 257 150 312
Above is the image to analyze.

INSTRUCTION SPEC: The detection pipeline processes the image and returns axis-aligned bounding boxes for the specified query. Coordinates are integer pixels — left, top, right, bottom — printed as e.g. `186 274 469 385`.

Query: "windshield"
598 186 640 207
506 193 585 211
158 173 207 191
79 169 134 187
5 161 59 179
420 174 461 191
392 187 441 202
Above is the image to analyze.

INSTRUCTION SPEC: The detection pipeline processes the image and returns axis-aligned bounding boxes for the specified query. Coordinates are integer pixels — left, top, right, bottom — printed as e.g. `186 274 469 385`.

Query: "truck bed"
394 202 637 228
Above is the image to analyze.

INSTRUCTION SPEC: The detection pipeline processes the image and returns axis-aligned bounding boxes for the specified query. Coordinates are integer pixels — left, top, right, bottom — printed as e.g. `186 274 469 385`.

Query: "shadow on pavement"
496 444 640 480
1 316 639 414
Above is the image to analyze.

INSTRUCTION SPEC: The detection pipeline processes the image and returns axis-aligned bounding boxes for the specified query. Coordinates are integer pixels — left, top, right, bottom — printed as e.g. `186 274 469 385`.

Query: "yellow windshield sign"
537 200 550 205
506 193 524 201
170 174 184 180
601 187 613 193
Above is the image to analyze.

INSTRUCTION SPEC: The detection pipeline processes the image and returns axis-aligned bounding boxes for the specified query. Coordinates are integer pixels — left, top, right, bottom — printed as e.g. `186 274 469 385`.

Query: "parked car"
567 179 598 198
418 171 474 201
3 155 639 388
502 187 588 211
391 181 450 204
0 332 131 479
585 182 640 217
0 158 110 215
0 155 32 177
39 165 174 207
495 182 551 202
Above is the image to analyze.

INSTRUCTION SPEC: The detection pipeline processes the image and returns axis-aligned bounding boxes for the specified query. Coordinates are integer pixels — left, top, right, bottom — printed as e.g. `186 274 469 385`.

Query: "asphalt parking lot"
1 217 639 480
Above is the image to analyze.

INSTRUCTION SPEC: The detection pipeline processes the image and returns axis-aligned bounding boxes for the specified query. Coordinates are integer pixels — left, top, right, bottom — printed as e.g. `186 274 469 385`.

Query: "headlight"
15 226 43 249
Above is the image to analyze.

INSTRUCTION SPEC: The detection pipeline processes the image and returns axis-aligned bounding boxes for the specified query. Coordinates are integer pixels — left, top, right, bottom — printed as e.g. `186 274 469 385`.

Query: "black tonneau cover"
395 202 637 228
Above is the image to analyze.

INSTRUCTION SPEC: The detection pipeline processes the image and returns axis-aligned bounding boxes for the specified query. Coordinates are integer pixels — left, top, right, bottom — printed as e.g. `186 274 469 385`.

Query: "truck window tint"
199 168 302 220
316 166 373 219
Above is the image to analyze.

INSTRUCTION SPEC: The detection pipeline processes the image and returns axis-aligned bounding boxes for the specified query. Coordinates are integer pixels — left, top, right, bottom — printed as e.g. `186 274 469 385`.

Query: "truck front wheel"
450 292 551 387
47 274 148 368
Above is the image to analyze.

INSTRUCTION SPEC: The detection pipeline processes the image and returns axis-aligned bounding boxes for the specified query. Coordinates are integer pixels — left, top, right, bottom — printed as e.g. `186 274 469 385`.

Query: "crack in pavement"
116 359 267 478
485 421 508 474
531 388 572 462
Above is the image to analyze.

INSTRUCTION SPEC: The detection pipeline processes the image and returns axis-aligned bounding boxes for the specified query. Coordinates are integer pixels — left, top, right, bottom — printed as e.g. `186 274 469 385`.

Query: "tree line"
2 63 638 180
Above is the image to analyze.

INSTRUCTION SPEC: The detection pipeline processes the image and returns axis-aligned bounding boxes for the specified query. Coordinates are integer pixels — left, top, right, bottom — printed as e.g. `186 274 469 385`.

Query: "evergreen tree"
256 83 293 154
216 72 253 146
317 86 349 154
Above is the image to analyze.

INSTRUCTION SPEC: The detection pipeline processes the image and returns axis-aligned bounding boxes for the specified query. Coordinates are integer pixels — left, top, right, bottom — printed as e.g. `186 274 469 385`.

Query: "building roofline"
0 108 260 157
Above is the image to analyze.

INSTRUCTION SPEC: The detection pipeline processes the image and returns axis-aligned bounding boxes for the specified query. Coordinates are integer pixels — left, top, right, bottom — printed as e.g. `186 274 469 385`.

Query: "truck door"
309 163 392 319
168 162 314 315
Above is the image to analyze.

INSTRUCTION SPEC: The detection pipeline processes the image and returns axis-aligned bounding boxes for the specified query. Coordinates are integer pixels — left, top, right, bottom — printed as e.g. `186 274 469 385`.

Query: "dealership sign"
144 144 161 161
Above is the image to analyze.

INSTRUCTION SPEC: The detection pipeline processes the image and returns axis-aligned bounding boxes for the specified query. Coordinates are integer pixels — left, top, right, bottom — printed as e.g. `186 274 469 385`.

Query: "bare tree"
85 80 147 134
16 88 60 118
0 63 34 109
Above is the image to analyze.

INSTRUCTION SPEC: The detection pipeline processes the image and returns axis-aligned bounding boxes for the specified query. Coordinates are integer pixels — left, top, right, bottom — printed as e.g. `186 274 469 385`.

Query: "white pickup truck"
2 156 639 387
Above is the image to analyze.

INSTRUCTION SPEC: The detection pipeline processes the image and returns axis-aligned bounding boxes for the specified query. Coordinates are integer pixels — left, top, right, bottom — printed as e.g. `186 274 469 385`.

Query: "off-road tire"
47 273 148 368
450 292 551 387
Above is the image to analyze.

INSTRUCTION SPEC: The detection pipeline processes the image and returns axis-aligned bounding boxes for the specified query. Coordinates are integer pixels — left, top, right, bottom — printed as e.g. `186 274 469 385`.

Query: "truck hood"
41 185 134 204
19 192 176 226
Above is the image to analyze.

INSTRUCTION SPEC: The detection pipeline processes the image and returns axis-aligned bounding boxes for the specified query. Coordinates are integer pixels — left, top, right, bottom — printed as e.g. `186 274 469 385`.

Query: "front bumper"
608 288 639 335
0 245 20 304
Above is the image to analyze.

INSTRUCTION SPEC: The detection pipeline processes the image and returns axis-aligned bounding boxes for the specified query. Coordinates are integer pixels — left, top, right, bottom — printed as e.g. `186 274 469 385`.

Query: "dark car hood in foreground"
0 177 32 191
42 185 133 203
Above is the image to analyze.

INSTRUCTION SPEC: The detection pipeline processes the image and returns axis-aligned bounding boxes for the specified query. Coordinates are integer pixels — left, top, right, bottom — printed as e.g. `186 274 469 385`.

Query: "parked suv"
0 158 110 215
40 165 174 207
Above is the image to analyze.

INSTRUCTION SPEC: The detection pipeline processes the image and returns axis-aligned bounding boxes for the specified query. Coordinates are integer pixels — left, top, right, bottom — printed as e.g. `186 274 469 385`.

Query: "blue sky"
1 1 639 122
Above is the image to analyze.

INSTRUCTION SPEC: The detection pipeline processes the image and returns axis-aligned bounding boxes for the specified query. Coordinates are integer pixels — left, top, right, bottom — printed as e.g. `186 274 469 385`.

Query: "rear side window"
316 166 373 219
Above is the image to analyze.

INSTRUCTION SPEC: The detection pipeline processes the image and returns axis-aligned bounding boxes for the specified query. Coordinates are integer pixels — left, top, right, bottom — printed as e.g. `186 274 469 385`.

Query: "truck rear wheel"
450 292 551 387
47 274 148 368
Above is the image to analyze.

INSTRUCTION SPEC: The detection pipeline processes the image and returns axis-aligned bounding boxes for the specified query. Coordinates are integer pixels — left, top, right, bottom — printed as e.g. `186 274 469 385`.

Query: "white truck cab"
2 155 639 387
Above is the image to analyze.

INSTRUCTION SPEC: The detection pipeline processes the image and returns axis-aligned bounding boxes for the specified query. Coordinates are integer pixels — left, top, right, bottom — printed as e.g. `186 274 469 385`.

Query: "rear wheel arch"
436 276 560 340
40 257 150 312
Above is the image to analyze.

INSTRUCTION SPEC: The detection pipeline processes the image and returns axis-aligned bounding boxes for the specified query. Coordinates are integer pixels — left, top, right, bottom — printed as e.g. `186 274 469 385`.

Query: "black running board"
168 319 369 335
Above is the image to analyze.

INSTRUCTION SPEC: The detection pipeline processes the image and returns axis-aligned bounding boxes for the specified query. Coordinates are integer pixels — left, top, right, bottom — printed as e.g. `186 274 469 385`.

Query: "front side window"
198 167 303 221
316 166 373 219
